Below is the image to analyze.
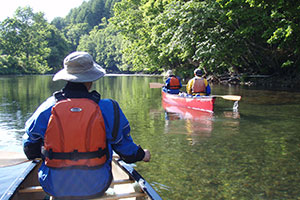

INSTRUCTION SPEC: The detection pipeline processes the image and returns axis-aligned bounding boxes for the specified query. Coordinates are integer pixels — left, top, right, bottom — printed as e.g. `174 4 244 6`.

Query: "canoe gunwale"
1 160 42 200
113 159 162 200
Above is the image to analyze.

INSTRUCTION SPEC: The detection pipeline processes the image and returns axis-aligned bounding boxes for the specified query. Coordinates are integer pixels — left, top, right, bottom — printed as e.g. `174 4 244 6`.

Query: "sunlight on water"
0 125 24 152
151 181 171 192
0 104 24 152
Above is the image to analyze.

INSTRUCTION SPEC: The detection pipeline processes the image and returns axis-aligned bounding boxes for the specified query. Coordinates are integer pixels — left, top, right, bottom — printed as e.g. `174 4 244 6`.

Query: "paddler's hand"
143 149 151 162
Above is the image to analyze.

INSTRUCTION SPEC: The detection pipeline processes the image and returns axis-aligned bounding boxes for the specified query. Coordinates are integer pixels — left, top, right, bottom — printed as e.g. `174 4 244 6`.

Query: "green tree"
51 17 66 30
245 0 300 72
112 0 158 72
0 7 51 74
0 7 70 74
110 0 300 76
78 18 123 72
45 27 71 72
57 0 121 52
65 23 90 51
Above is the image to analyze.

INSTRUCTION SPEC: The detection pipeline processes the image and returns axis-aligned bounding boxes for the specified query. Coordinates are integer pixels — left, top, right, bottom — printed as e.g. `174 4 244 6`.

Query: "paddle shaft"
149 82 187 88
149 82 164 88
150 83 241 101
0 151 30 167
212 95 241 101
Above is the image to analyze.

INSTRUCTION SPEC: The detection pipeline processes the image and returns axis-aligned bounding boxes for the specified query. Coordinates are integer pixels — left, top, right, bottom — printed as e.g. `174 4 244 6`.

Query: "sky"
0 0 86 22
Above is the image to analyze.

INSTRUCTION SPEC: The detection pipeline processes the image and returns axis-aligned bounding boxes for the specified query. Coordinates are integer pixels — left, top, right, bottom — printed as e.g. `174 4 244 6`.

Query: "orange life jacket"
192 78 206 93
169 76 181 89
43 93 107 168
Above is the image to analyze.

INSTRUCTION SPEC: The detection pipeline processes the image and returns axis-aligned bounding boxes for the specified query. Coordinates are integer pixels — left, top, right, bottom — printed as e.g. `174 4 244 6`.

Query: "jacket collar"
60 82 101 103
62 82 89 98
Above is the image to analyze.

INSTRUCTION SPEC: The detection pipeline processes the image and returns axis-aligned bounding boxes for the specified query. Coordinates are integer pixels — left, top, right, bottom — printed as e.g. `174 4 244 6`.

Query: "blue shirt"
164 76 182 94
23 85 143 198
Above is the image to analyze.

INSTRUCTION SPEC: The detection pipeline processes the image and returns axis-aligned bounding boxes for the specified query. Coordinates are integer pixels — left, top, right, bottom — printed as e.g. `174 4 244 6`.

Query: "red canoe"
162 100 214 121
162 90 216 113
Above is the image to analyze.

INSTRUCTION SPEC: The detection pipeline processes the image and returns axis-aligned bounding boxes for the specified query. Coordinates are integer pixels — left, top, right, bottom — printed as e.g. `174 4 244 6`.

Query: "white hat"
166 70 173 76
194 68 203 76
53 52 106 82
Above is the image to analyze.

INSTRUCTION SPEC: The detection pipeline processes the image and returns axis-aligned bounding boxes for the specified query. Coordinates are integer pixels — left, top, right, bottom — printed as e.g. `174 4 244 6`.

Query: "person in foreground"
23 51 151 199
186 68 211 96
163 70 182 94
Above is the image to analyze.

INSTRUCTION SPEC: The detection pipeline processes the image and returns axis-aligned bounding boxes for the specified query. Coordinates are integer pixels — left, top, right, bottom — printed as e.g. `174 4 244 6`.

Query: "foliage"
1 0 299 78
77 18 123 72
0 7 70 74
45 27 71 72
216 0 300 74
65 23 90 51
52 0 121 52
109 0 300 77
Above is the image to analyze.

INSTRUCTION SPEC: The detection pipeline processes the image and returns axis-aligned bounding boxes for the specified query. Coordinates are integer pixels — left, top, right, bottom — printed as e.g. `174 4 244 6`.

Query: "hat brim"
53 62 106 82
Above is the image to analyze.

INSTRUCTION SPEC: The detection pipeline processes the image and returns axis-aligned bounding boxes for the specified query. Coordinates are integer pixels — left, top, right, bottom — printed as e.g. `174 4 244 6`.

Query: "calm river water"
1 75 300 200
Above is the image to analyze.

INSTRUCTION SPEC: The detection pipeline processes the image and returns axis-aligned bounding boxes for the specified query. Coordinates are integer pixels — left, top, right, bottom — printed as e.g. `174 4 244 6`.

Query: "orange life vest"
169 76 181 89
192 78 206 93
43 94 107 168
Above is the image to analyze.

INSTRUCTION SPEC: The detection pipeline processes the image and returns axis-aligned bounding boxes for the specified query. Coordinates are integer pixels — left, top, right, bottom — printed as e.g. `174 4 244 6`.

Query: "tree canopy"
1 0 299 81
0 7 69 74
110 0 300 77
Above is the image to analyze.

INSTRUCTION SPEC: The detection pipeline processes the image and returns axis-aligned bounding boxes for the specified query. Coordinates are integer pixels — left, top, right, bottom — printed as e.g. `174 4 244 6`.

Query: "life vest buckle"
97 148 104 158
71 150 79 161
48 149 53 160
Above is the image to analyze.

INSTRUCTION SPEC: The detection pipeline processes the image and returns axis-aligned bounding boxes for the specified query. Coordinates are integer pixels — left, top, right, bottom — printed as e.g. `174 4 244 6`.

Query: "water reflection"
162 100 243 145
2 75 300 200
223 110 240 119
162 101 214 145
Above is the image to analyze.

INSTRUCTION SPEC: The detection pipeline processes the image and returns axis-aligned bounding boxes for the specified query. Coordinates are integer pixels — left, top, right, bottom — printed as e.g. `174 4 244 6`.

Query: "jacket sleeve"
165 78 171 89
177 76 182 89
204 79 211 95
23 137 43 160
23 97 54 159
186 79 193 94
100 99 145 163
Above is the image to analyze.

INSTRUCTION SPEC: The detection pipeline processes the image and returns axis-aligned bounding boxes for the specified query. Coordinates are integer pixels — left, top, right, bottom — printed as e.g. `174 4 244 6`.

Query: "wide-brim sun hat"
166 70 173 76
53 51 106 82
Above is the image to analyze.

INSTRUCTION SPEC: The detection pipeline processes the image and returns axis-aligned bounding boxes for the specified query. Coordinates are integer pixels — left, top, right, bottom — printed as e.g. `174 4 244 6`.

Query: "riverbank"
206 73 300 90
1 72 299 90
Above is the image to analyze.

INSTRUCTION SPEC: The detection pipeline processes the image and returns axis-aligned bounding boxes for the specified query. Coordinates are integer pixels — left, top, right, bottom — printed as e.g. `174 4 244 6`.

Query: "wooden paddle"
212 95 242 101
149 82 241 101
149 82 187 88
0 151 30 167
149 82 164 88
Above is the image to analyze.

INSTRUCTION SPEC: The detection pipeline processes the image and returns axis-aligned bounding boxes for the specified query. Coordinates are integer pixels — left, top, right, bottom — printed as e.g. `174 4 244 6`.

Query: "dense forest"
0 0 299 84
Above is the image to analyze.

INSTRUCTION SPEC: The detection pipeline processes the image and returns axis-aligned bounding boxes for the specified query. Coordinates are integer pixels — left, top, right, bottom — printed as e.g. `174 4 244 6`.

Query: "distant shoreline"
1 73 299 90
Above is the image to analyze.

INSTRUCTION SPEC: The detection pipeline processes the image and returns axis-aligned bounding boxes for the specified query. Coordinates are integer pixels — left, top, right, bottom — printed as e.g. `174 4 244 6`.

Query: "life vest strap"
110 99 120 141
54 91 66 102
53 90 101 104
42 148 107 161
169 85 181 89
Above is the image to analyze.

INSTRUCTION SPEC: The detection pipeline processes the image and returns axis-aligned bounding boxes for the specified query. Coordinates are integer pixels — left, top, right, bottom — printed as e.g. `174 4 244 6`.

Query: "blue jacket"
163 75 182 94
23 82 145 198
